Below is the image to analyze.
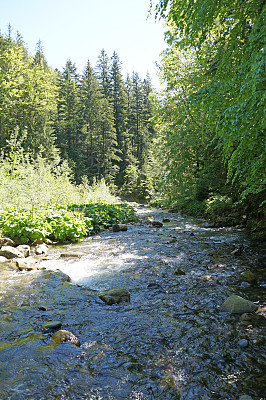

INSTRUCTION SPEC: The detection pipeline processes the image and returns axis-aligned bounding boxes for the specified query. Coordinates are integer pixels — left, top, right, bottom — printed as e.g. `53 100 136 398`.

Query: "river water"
0 206 265 400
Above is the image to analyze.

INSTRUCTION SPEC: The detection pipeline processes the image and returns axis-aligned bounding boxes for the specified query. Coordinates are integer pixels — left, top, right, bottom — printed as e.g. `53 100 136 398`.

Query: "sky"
0 0 167 87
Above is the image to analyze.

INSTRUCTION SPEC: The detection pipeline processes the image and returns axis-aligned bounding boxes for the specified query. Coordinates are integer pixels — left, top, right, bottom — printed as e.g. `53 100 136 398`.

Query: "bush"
0 209 51 244
68 203 137 234
0 207 87 244
205 195 233 217
0 203 136 244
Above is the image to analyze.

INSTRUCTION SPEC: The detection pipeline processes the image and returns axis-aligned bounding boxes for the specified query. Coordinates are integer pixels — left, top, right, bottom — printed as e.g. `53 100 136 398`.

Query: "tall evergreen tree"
80 60 119 184
55 59 81 170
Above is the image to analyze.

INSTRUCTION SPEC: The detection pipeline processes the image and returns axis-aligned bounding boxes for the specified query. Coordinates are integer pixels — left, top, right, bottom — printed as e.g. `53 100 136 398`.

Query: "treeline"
150 0 266 235
0 27 155 200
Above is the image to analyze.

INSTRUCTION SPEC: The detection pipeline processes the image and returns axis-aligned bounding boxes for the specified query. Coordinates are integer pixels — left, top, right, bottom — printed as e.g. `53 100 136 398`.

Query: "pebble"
239 339 249 348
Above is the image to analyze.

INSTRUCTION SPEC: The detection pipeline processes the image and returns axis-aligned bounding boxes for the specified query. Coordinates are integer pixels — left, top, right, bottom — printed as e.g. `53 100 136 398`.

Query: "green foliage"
0 209 51 243
152 0 266 223
0 154 119 214
0 203 136 244
44 208 87 242
68 203 137 234
0 207 86 243
205 196 233 218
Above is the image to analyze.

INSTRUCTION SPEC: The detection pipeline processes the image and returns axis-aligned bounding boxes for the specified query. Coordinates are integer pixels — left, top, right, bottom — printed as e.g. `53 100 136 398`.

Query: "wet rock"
201 222 212 228
52 329 80 346
240 281 251 288
146 216 154 221
221 295 258 314
199 274 215 283
174 267 186 276
14 257 39 271
60 252 84 258
0 256 8 263
35 243 49 255
162 218 170 223
16 245 30 258
239 396 253 400
240 270 257 284
98 287 130 305
239 339 249 348
231 247 242 256
42 321 62 332
239 313 253 325
147 283 165 294
152 221 163 228
166 237 177 244
0 237 15 247
112 224 128 232
0 245 24 259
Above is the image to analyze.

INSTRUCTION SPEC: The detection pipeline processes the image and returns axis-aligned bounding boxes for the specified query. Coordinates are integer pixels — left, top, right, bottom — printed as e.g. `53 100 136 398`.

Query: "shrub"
0 209 51 243
0 207 87 244
205 195 233 217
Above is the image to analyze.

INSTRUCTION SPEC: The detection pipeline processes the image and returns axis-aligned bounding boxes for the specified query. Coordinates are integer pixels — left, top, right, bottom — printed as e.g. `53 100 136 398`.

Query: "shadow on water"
0 206 265 399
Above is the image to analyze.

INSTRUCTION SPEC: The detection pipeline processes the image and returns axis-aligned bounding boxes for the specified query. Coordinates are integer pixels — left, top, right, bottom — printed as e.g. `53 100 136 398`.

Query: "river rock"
98 287 130 305
0 256 8 263
35 243 49 255
52 329 80 346
0 245 24 259
162 218 170 223
221 295 258 314
239 339 249 348
16 245 30 258
152 221 163 228
231 247 242 256
0 237 15 247
239 313 253 324
239 396 253 400
174 267 186 276
112 224 128 232
240 270 257 284
14 257 39 271
60 252 84 258
42 321 62 332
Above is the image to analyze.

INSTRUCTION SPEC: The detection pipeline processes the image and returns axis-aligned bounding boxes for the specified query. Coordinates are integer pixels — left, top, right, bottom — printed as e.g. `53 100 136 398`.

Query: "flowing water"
0 206 265 400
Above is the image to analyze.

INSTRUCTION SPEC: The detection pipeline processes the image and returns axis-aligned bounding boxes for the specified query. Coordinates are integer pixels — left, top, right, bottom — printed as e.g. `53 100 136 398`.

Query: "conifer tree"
80 60 119 184
55 60 81 170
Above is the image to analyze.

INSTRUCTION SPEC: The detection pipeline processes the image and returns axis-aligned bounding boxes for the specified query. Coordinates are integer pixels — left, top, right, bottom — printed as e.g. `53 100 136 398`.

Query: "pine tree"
80 60 119 184
55 60 82 170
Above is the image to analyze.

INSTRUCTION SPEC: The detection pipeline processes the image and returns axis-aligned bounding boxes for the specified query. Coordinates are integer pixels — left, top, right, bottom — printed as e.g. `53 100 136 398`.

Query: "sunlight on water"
43 248 147 288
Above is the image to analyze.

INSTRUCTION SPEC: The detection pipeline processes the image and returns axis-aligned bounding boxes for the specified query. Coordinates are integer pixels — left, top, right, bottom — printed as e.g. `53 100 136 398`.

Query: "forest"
0 0 265 239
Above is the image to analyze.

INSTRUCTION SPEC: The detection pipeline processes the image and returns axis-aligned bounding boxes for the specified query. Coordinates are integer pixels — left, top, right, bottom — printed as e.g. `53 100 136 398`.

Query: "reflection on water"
0 207 265 400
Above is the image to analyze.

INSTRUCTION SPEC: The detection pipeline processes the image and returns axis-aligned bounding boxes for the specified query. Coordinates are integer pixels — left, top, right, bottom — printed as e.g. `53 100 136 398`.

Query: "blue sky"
0 0 166 86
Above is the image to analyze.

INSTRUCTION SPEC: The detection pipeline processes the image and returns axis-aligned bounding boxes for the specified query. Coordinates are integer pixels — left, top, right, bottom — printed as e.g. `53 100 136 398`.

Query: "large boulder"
0 245 24 259
98 287 130 305
221 295 258 314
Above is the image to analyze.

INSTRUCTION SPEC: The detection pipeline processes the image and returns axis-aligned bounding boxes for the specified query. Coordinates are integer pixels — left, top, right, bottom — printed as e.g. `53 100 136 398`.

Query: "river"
0 206 265 399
